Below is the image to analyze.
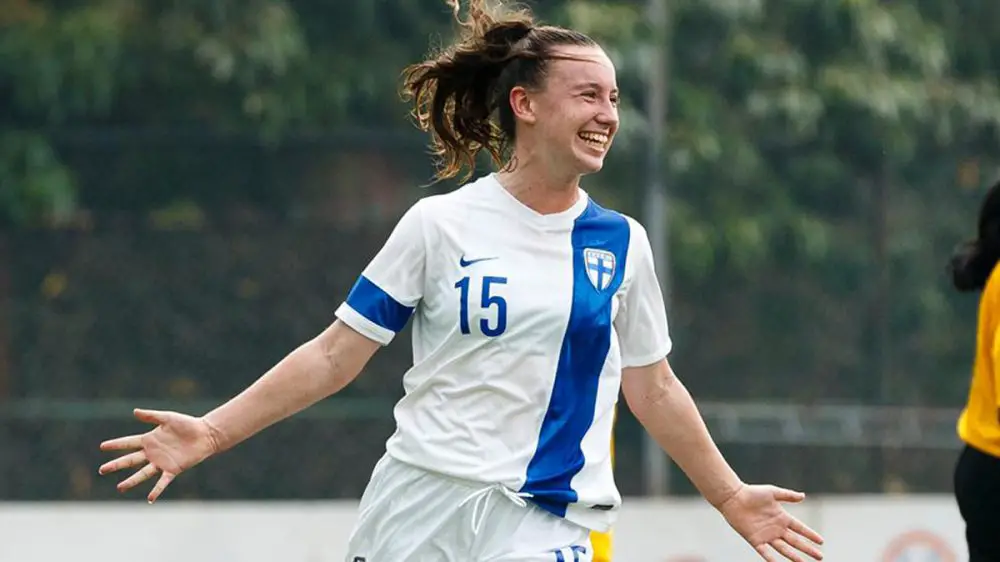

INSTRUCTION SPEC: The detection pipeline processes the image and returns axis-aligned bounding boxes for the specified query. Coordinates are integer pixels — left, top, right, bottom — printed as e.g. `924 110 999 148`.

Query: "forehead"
543 45 617 90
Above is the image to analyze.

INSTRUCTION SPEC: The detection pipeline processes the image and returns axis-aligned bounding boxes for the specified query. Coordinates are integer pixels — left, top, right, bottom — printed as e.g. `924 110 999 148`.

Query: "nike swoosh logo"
459 255 498 267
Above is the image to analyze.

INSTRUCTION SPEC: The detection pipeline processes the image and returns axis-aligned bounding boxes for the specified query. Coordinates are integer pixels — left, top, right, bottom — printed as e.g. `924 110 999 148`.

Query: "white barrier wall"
0 495 964 562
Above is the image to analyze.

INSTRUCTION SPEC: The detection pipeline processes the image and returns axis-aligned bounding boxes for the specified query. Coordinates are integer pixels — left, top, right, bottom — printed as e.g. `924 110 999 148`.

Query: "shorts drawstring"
462 483 529 534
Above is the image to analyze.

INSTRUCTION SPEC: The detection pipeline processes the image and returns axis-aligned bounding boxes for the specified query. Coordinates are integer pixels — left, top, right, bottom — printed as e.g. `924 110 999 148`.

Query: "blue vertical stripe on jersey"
345 275 414 333
521 201 630 517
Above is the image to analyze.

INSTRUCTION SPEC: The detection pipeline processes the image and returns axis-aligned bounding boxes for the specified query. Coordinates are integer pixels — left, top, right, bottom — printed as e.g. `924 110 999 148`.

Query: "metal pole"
642 0 672 497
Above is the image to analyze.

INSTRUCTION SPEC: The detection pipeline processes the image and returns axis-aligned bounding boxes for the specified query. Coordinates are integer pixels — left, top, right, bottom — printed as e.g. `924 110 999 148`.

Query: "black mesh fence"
0 130 976 500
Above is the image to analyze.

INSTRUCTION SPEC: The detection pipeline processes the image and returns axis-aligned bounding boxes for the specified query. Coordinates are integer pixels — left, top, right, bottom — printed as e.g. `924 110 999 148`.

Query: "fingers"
100 410 170 451
783 529 823 560
99 408 179 503
789 517 825 546
771 486 806 503
98 450 147 475
147 471 176 504
133 408 172 425
755 544 779 562
769 538 805 562
117 462 159 493
100 434 144 452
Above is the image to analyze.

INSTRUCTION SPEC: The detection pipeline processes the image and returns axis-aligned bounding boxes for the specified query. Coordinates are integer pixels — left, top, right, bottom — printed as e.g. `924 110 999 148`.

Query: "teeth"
578 132 609 147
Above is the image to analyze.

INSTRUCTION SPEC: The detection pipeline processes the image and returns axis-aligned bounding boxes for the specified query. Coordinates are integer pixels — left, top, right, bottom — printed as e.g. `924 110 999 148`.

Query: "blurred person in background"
949 178 1000 562
97 1 824 560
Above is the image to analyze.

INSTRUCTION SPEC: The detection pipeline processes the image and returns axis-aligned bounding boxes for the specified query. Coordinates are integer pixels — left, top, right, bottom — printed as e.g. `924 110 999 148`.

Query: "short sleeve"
991 312 1000 407
335 201 426 345
615 220 672 367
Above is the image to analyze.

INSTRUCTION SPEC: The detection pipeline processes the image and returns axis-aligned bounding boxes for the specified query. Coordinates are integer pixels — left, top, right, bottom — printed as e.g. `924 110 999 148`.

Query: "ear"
508 85 536 125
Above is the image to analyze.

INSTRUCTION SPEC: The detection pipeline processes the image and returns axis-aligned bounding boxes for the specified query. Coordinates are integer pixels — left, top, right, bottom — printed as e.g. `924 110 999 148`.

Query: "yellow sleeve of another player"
590 527 613 562
590 422 615 561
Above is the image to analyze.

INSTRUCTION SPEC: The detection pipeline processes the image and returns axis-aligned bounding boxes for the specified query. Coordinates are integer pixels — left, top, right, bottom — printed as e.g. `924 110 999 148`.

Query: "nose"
595 105 618 131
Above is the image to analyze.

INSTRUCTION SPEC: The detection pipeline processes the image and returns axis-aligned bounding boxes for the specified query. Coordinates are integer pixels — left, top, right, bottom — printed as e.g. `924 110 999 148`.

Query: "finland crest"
584 248 616 291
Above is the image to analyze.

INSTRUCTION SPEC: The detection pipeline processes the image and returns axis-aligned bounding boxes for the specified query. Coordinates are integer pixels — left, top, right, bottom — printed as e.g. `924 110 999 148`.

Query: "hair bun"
482 21 532 49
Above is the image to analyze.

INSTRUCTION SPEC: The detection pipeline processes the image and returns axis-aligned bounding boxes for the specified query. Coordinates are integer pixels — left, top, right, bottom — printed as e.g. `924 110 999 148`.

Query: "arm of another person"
992 313 1000 409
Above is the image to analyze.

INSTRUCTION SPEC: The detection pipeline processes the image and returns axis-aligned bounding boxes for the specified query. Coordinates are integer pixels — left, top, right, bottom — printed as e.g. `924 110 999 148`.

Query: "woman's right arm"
99 320 380 501
202 319 380 453
101 198 426 502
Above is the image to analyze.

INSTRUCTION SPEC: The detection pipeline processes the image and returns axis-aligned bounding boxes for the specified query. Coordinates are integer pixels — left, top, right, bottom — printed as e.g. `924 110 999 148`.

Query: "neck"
496 150 581 215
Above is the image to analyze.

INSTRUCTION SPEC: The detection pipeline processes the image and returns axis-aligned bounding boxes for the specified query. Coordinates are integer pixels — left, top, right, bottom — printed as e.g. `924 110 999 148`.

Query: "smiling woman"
400 0 619 192
98 1 822 561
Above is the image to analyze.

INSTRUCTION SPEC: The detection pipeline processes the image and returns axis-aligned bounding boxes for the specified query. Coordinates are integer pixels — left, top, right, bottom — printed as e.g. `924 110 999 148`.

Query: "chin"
576 156 606 175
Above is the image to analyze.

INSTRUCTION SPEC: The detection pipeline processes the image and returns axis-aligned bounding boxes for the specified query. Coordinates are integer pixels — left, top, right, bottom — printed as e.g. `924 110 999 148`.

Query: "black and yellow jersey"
958 264 1000 458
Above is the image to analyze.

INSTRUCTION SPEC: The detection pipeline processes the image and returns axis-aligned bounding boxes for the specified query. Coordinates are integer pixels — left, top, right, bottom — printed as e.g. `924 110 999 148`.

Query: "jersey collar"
485 173 590 231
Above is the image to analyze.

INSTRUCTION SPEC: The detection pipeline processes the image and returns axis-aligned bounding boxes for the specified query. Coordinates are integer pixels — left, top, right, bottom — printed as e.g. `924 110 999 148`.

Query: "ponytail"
949 240 1000 292
949 180 1000 292
400 0 595 183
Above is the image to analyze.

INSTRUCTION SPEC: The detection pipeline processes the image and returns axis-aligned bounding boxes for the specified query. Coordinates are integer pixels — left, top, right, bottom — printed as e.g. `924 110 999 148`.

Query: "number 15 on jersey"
455 276 508 337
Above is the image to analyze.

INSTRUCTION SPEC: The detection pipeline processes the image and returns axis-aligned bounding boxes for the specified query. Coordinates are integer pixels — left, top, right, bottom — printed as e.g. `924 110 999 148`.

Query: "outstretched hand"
98 408 219 503
718 484 825 561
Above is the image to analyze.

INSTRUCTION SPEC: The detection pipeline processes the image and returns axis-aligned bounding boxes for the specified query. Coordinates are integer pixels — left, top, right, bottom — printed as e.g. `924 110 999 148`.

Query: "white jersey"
335 173 672 532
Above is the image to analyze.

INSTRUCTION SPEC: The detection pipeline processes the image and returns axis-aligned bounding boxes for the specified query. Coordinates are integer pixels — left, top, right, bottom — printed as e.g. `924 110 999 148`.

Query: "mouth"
578 131 610 151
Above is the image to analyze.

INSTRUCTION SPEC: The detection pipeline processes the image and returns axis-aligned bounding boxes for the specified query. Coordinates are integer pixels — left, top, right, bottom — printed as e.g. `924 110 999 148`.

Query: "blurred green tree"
6 0 1000 497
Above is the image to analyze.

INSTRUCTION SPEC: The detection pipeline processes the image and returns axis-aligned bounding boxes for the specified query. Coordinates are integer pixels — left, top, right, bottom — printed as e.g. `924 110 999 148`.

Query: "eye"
609 94 620 106
581 91 599 101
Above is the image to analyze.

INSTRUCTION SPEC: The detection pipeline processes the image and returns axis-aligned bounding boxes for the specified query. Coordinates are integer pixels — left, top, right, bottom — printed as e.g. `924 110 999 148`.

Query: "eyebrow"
572 81 619 94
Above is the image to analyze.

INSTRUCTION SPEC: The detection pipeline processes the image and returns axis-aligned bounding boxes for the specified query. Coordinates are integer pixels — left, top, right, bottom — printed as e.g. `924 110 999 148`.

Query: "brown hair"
950 178 1000 292
401 0 596 183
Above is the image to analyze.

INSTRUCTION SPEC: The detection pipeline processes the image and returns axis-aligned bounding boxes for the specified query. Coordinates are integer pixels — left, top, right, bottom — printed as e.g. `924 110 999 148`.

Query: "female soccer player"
99 1 825 560
949 178 1000 562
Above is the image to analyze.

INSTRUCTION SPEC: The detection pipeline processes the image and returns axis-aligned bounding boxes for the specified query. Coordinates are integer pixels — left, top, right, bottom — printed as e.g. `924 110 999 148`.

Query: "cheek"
536 117 570 144
539 110 583 140
532 102 586 148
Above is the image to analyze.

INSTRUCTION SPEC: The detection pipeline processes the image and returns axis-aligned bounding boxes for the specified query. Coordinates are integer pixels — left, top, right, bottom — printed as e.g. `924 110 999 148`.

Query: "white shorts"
345 454 593 562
